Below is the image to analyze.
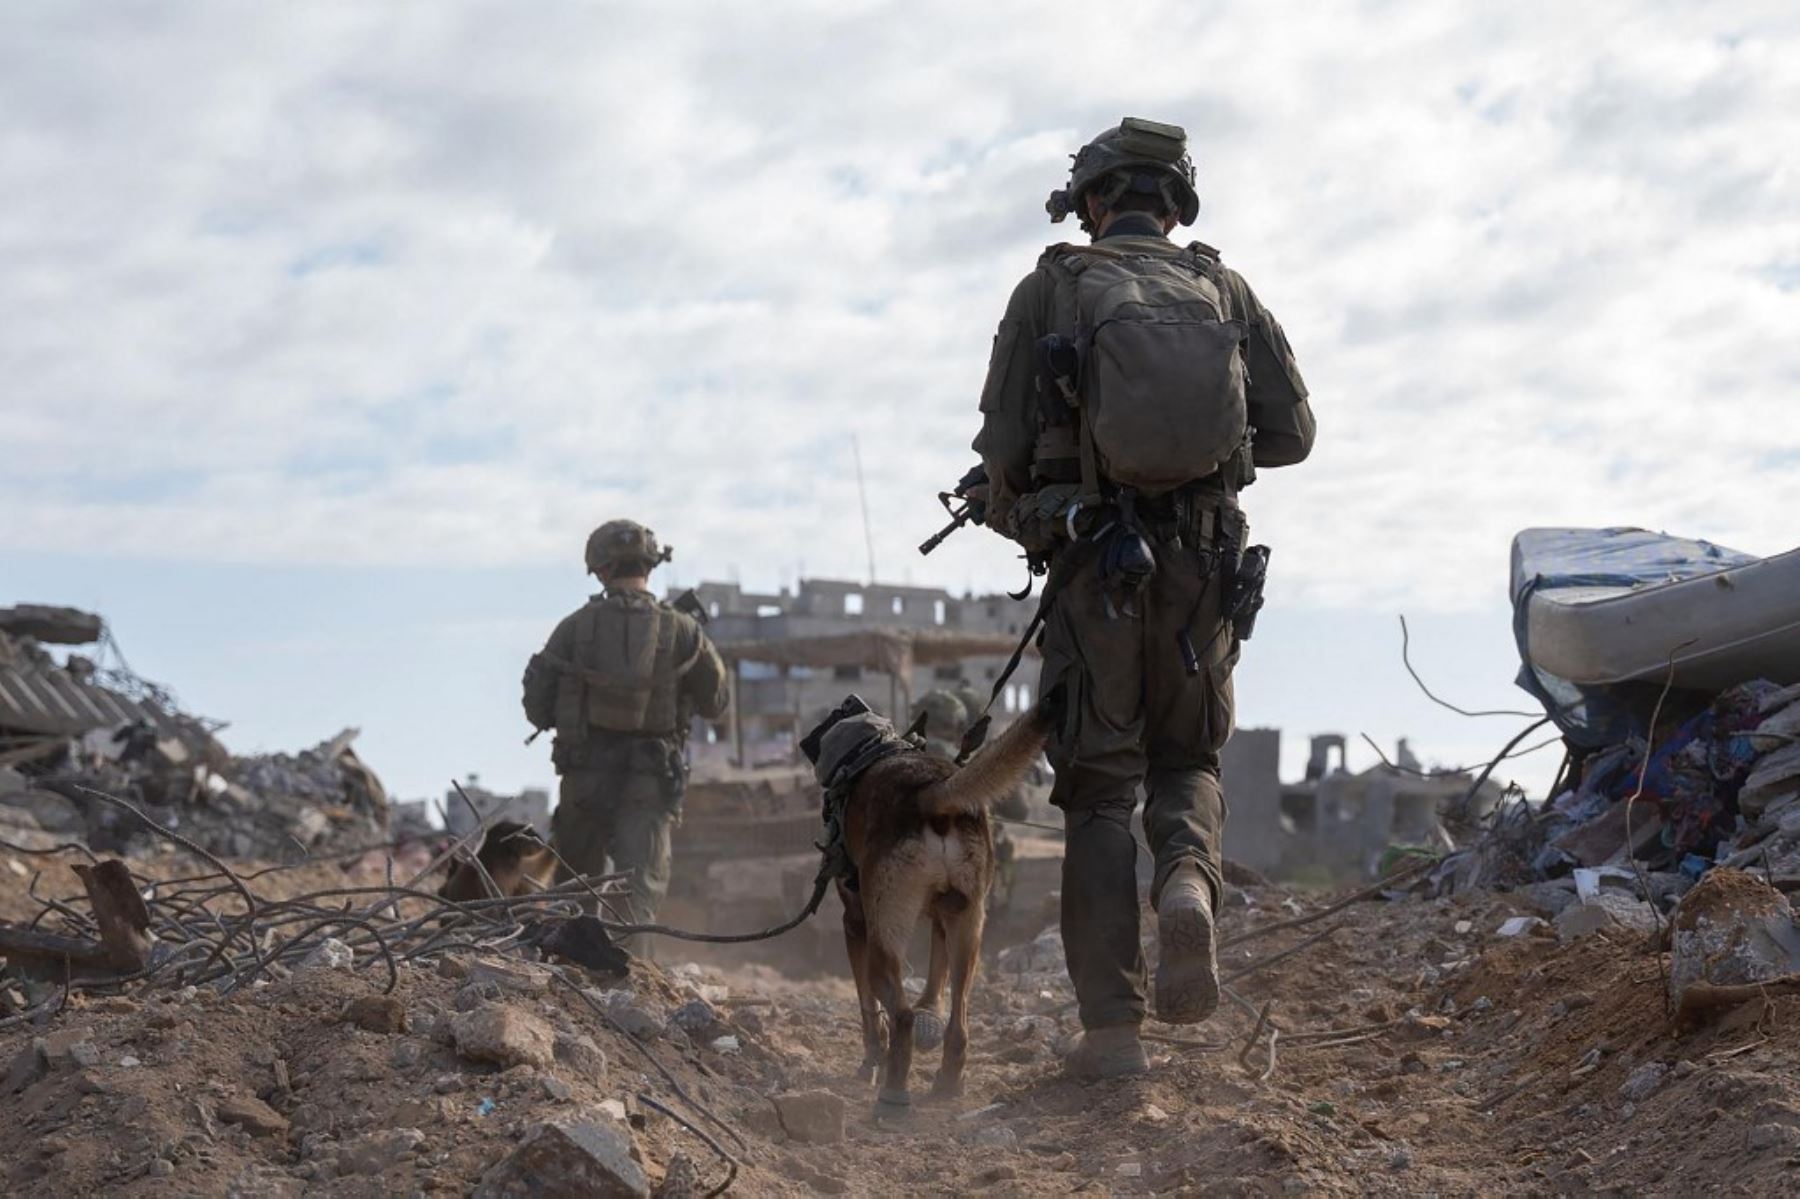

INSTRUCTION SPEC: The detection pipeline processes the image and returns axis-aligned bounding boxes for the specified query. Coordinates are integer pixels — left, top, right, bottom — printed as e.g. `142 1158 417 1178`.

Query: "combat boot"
1154 864 1220 1024
1063 1024 1149 1079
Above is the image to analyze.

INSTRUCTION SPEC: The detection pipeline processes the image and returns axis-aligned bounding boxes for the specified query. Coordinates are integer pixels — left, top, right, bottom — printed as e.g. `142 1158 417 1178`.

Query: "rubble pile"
0 605 398 860
1443 680 1800 921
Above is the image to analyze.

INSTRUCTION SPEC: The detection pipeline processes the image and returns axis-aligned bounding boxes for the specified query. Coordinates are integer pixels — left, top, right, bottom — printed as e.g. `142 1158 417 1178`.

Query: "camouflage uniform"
523 523 729 930
972 126 1313 1032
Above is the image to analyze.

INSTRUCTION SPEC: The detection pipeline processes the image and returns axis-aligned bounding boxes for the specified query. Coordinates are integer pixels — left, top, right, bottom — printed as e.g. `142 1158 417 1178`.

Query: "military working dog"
820 693 1058 1110
439 820 557 902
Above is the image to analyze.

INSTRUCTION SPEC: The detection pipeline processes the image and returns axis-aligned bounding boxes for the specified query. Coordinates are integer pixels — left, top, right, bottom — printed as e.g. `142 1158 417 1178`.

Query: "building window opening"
756 603 782 617
833 664 863 680
891 596 904 615
708 601 721 618
844 593 864 616
933 599 946 626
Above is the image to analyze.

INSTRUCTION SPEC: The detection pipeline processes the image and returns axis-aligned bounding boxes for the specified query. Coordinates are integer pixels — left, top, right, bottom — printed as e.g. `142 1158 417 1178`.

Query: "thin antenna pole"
852 434 877 584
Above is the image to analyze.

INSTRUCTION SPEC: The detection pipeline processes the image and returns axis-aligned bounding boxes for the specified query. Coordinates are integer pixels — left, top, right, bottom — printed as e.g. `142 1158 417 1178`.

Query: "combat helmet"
584 519 673 577
910 689 970 741
1046 117 1199 235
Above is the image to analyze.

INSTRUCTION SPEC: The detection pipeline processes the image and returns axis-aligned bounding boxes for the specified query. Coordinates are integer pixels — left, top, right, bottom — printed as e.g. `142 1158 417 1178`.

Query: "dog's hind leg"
912 921 948 1053
867 940 916 1116
840 887 884 1085
931 895 984 1100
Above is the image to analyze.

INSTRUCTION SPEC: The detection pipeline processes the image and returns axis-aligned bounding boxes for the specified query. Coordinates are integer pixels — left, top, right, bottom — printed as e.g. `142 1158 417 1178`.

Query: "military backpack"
1048 240 1248 496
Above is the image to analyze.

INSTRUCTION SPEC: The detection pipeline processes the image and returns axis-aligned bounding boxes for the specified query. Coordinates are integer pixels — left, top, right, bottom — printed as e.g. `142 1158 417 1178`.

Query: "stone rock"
590 990 664 1041
218 1094 291 1137
466 957 553 996
301 938 354 971
452 1004 556 1070
1746 1123 1800 1152
970 1125 1018 1149
2 789 85 834
1496 916 1545 937
1669 871 1800 1010
771 1090 847 1145
391 1040 426 1069
657 1151 703 1199
1554 894 1658 942
668 999 718 1035
1618 1062 1668 1103
554 1031 609 1079
475 1117 649 1198
4 1043 46 1094
0 766 25 796
336 1127 426 1175
1513 881 1578 918
343 994 408 1034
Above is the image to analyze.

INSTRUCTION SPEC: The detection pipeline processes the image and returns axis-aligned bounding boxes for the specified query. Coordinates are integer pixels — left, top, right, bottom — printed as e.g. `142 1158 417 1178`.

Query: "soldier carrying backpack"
969 117 1314 1078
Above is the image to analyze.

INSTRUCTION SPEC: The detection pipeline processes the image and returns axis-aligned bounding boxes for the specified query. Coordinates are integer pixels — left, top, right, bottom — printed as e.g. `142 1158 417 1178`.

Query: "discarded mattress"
1511 528 1800 745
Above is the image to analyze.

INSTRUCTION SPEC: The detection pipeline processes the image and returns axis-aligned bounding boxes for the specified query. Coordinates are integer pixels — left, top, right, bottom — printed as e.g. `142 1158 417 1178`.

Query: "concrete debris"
770 1090 847 1144
336 1127 427 1176
1554 894 1659 942
1 603 406 862
343 994 409 1033
1669 869 1800 1010
218 1094 291 1136
1619 1061 1669 1102
452 1003 557 1070
1497 916 1545 937
1450 680 1800 911
301 937 355 971
475 1117 650 1198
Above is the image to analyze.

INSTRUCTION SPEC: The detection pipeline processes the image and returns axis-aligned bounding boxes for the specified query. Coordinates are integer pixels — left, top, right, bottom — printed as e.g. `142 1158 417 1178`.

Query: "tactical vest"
552 593 698 742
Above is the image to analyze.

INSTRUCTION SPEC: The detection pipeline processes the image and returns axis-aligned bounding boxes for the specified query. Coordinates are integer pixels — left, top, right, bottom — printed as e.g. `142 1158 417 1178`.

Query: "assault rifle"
918 464 990 556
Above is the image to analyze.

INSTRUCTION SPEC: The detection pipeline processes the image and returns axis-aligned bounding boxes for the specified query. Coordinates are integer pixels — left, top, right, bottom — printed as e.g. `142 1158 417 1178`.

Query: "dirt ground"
4 842 1799 1196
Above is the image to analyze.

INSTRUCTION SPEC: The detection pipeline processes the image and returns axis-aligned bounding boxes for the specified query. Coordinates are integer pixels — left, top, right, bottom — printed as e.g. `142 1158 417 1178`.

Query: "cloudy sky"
5 1 1797 803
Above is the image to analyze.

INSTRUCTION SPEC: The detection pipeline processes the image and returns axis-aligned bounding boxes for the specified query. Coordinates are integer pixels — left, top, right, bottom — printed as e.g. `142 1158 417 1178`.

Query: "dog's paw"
912 1010 945 1053
872 1088 914 1122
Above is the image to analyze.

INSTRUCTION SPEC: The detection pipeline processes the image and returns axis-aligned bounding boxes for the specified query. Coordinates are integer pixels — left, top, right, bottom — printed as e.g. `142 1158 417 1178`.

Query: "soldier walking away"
970 118 1314 1077
521 521 730 942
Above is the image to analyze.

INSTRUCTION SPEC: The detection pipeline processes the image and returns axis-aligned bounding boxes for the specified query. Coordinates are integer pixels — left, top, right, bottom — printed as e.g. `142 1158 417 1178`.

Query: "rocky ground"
4 844 1799 1196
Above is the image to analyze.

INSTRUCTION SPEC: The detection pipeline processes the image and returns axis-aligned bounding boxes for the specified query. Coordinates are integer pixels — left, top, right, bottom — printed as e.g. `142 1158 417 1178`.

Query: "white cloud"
3 0 1799 612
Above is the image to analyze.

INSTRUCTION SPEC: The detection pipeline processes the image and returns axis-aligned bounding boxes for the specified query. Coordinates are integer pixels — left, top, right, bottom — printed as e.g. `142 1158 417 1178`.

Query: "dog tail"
916 686 1062 818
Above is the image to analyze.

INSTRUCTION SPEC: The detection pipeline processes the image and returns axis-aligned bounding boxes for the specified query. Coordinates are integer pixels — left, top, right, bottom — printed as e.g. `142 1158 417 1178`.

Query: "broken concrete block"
451 1003 555 1070
771 1089 847 1144
1618 1061 1668 1102
2 789 85 834
554 1031 608 1079
1552 800 1664 867
1669 869 1800 1009
474 1117 649 1198
3 1043 46 1094
218 1094 291 1137
589 990 664 1041
343 994 408 1034
1554 893 1659 942
300 937 354 970
336 1127 426 1175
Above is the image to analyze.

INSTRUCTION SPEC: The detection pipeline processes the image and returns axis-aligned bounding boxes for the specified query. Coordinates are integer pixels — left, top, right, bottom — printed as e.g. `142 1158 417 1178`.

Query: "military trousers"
549 767 675 940
1040 533 1237 1031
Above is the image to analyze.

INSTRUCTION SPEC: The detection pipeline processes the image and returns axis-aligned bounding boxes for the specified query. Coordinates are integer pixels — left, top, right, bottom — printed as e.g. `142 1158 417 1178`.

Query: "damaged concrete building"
0 602 392 859
682 577 1043 765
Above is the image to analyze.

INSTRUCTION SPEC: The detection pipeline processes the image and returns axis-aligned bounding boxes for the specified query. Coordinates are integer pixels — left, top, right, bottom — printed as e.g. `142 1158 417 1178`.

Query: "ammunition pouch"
555 732 689 811
1007 483 1085 555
